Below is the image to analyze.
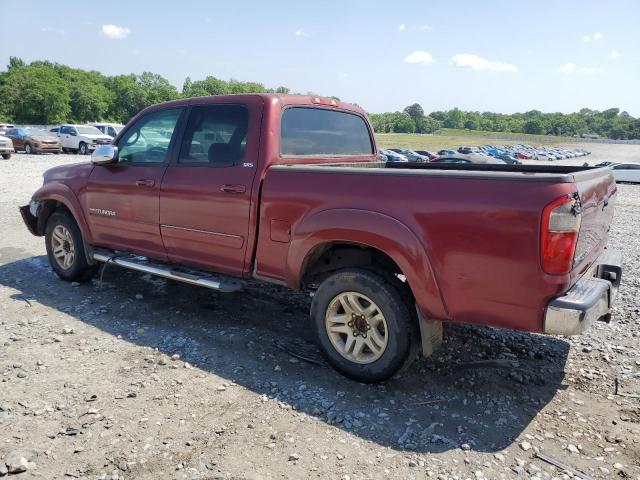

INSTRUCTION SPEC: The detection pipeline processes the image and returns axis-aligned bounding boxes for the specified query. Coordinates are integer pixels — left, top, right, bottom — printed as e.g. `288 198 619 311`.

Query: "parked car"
414 150 438 161
88 123 124 139
20 93 622 383
379 149 408 162
515 151 534 160
0 123 15 135
535 152 556 161
457 146 480 154
433 153 506 164
4 127 61 154
0 134 14 159
54 124 112 155
598 162 640 183
437 149 457 156
495 153 522 165
388 148 427 162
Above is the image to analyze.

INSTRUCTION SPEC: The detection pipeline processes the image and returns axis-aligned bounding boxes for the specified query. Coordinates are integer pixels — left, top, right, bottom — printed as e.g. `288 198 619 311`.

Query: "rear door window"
281 107 373 156
178 105 249 166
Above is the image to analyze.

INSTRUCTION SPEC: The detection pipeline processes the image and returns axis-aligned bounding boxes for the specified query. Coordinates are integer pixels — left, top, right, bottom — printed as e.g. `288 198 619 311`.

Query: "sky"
1 0 639 115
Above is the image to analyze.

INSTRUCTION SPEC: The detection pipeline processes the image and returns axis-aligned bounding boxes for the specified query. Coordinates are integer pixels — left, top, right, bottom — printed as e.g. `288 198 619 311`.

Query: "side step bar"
92 249 243 293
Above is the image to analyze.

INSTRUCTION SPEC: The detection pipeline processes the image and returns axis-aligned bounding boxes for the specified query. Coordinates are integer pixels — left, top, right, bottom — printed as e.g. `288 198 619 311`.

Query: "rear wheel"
78 142 88 155
310 268 416 383
1 153 10 160
45 210 97 282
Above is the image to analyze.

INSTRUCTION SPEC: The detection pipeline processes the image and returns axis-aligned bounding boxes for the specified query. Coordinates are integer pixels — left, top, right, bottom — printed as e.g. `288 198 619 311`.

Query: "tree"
404 103 424 122
523 119 544 135
0 63 70 123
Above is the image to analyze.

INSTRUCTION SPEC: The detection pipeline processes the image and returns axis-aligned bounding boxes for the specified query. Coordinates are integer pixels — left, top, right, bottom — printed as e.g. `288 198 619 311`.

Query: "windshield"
76 126 103 135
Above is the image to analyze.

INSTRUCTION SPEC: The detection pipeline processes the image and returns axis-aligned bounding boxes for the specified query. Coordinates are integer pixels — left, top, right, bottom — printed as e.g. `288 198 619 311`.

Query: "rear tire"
310 268 416 383
1 153 10 160
79 142 88 155
45 210 97 282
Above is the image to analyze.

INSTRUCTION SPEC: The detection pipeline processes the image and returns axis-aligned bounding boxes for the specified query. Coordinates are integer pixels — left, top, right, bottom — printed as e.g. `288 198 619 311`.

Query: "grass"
375 128 581 152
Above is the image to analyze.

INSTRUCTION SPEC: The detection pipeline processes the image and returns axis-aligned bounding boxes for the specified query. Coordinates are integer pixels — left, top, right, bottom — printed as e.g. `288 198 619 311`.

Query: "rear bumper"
544 249 622 335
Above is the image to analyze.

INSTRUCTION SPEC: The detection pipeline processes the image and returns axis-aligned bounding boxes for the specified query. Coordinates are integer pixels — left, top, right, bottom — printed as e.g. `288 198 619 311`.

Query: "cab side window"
117 109 182 164
178 105 248 166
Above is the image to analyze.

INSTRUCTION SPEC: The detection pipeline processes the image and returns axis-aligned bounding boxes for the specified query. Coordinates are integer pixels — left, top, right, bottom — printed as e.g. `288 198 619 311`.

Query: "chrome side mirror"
91 144 119 165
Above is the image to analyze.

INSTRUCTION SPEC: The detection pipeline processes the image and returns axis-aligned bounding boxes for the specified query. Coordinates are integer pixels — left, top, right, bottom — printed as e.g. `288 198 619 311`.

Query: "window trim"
115 107 186 166
172 103 250 168
279 105 375 158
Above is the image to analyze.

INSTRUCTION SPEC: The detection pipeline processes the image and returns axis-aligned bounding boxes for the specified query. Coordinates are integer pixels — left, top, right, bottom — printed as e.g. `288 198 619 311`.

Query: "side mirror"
70 131 77 136
92 144 119 165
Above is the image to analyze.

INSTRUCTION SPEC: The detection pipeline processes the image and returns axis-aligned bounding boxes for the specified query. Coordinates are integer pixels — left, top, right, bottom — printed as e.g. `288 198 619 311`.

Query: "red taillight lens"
541 195 582 274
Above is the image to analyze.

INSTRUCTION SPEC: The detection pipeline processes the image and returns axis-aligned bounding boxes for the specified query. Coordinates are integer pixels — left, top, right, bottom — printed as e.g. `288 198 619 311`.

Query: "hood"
43 161 94 183
30 135 59 142
82 134 112 141
0 135 12 143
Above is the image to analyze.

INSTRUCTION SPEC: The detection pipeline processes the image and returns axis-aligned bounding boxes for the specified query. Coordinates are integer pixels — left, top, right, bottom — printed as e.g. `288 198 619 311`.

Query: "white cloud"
610 50 622 60
582 32 604 42
557 62 577 74
338 72 348 78
294 29 310 37
451 53 518 72
398 23 431 31
405 51 435 65
557 62 602 75
101 24 130 40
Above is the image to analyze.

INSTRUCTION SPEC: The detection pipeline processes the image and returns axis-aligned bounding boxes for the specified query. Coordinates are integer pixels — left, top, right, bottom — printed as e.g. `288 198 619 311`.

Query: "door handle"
135 179 155 187
220 184 246 194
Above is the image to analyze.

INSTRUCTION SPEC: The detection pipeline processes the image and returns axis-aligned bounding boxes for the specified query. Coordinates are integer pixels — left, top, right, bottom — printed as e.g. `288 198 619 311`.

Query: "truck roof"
141 94 365 115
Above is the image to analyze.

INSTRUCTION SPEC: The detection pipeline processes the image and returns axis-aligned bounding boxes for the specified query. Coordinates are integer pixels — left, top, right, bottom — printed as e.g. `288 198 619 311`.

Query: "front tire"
24 143 33 154
45 210 97 282
1 153 10 160
310 268 416 383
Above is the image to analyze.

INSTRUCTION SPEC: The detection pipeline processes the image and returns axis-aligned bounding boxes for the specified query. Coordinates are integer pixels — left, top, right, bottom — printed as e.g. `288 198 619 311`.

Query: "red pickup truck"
20 94 622 382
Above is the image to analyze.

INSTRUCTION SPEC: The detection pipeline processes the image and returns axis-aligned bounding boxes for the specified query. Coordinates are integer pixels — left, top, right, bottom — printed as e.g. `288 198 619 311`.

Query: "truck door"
159 99 262 276
58 125 71 149
83 107 184 260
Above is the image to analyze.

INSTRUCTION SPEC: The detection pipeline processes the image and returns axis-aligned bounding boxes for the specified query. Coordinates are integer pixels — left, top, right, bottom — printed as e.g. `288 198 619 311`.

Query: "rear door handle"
135 179 155 187
220 184 246 194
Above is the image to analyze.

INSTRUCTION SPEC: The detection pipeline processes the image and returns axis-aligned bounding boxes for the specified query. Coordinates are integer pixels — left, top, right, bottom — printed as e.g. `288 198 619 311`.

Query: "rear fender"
287 208 449 320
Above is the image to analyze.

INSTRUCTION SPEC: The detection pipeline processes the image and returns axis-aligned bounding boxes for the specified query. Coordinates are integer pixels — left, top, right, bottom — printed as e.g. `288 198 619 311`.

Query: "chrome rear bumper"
544 249 622 335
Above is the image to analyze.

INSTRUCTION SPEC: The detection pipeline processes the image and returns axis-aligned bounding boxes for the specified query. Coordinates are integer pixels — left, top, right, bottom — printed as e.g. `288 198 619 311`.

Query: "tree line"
370 104 640 140
1 57 639 140
0 57 291 125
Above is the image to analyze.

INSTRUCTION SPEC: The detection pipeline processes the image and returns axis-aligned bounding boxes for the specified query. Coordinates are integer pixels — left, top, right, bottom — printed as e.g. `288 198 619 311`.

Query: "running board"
92 249 243 293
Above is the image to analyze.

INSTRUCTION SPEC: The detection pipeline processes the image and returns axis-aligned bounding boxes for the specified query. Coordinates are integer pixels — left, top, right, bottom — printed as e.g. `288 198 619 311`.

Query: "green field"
375 128 581 152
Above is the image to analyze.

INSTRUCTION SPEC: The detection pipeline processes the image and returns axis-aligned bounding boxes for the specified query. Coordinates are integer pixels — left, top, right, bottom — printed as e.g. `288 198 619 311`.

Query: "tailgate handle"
220 184 246 194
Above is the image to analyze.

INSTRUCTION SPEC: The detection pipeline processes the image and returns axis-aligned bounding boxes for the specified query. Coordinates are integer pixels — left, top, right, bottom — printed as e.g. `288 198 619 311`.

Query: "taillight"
541 194 582 274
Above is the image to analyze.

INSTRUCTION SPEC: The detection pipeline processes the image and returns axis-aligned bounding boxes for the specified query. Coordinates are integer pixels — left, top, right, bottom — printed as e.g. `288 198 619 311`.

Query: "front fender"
32 182 93 244
287 208 449 320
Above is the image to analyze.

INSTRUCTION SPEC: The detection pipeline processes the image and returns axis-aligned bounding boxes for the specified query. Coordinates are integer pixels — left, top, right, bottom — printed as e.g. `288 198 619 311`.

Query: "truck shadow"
0 251 569 454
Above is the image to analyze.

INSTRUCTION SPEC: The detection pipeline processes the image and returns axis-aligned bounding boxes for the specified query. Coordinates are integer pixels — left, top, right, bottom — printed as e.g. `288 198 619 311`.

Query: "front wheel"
24 143 33 154
45 210 98 282
1 153 10 160
310 268 416 383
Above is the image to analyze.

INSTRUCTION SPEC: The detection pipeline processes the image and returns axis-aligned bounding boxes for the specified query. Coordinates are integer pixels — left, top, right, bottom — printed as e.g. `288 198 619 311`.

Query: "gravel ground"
0 151 639 480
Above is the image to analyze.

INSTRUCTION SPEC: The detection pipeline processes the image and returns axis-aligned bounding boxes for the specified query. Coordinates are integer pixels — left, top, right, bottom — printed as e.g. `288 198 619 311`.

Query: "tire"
24 143 33 154
1 153 10 160
79 142 88 155
310 268 416 383
45 209 98 282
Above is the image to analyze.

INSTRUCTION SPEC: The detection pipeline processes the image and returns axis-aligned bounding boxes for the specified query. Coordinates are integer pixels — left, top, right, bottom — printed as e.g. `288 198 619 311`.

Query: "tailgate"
573 168 617 269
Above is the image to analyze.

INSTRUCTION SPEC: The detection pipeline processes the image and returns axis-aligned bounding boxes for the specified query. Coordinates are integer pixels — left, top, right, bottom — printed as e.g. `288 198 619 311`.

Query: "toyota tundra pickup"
20 94 622 382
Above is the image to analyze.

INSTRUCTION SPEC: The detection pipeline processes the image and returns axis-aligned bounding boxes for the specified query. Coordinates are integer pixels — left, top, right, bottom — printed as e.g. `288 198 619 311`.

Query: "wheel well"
36 200 72 235
301 242 405 287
